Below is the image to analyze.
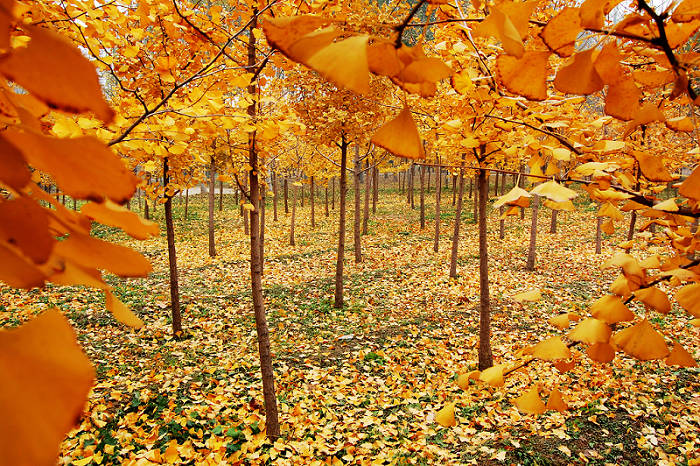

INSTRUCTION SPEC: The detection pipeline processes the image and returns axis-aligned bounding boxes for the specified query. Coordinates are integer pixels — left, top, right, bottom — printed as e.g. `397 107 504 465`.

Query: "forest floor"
1 185 698 465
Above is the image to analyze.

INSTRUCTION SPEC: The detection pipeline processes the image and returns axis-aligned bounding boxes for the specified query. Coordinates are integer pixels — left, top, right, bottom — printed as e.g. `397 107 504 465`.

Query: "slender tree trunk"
184 189 188 220
499 173 506 240
426 166 431 192
260 189 265 275
144 198 150 220
325 185 329 217
434 167 442 252
493 172 498 196
72 198 76 210
452 174 457 205
163 158 182 336
353 145 362 263
526 194 539 270
242 177 250 235
628 175 640 240
519 171 525 220
372 166 378 214
334 141 348 308
550 209 558 234
272 170 278 222
283 177 289 214
310 176 316 228
472 174 478 223
219 180 223 212
331 177 336 211
300 184 304 208
363 160 370 235
449 168 465 278
419 164 426 229
477 167 493 370
290 183 296 246
468 175 473 199
595 215 603 254
208 162 216 258
246 17 279 439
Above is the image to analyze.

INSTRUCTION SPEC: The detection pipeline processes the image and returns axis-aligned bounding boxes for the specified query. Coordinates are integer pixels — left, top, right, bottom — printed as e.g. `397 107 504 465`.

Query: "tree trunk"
372 166 378 214
284 177 289 214
72 198 76 210
628 211 637 240
419 164 426 229
353 145 362 263
468 175 473 199
259 189 266 275
219 180 223 212
452 174 457 205
434 166 442 252
472 174 478 223
426 166 430 192
595 215 603 254
208 162 216 258
331 177 336 211
549 209 558 234
477 167 493 370
300 185 304 208
325 185 329 217
144 198 150 220
493 172 498 196
519 171 525 220
246 17 280 439
363 160 370 235
272 170 278 222
242 176 250 235
163 158 182 336
526 194 539 270
290 183 296 246
449 168 465 278
499 173 506 240
334 141 348 308
184 189 188 220
310 175 315 228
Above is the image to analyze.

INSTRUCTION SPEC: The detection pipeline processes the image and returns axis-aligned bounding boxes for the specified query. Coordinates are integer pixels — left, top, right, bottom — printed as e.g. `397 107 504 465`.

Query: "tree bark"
219 180 223 212
468 175 473 199
290 183 296 246
163 158 182 336
426 166 430 192
310 175 315 228
472 174 478 224
477 167 493 370
434 166 442 252
595 215 603 254
419 164 426 229
452 174 457 205
184 189 188 220
246 17 280 439
272 170 278 222
549 209 558 234
363 160 370 235
353 145 362 263
325 185 329 217
372 166 378 214
259 189 266 275
331 177 336 211
499 172 506 240
334 140 348 308
300 184 304 208
449 168 465 278
283 177 289 214
144 198 150 220
208 161 216 258
526 194 539 270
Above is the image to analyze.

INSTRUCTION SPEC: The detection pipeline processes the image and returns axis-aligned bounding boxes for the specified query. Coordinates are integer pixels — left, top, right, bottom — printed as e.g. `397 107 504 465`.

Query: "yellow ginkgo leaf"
590 294 635 324
371 107 425 160
631 151 673 182
493 185 531 209
479 364 504 387
553 48 604 95
105 290 144 329
549 313 572 329
515 385 546 414
544 199 575 211
81 200 159 240
676 283 700 317
586 341 616 363
532 336 571 361
568 318 611 344
530 180 578 203
435 402 456 427
598 202 624 221
633 287 671 314
653 198 679 212
496 51 550 101
287 27 340 65
665 342 697 367
307 35 370 95
612 319 669 360
541 7 581 57
511 288 541 302
679 166 700 201
604 78 642 121
0 309 94 466
546 388 569 412
472 8 524 57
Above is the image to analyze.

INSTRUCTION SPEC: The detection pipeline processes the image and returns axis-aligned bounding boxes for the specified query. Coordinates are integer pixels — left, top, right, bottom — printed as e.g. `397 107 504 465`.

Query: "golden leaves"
630 151 673 182
553 49 604 95
568 318 612 344
679 166 700 201
496 51 550 101
493 185 531 209
676 283 700 317
530 180 578 203
612 319 669 360
370 108 425 160
589 294 634 324
541 8 581 57
0 309 94 466
435 402 456 427
531 336 571 361
81 200 159 240
307 35 370 95
3 129 138 204
514 386 546 414
0 26 113 122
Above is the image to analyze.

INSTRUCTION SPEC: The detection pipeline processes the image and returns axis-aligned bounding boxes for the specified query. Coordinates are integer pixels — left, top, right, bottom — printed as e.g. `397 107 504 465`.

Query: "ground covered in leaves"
1 183 698 465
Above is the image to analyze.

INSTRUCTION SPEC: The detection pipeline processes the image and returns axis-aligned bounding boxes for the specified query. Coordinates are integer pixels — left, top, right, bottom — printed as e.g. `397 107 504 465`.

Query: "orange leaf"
590 294 635 324
81 200 159 240
553 49 604 95
367 40 403 77
568 318 611 344
604 78 641 121
53 232 152 278
546 388 569 412
532 336 571 361
0 197 53 264
630 151 673 182
307 35 370 95
0 309 94 466
435 401 457 427
0 134 30 190
679 166 700 201
4 129 138 204
0 26 113 122
496 51 550 101
594 42 625 85
586 341 616 363
541 7 581 57
612 319 669 360
371 107 425 160
665 342 697 367
676 283 700 317
515 385 546 414
0 241 46 288
105 290 144 328
634 287 671 314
